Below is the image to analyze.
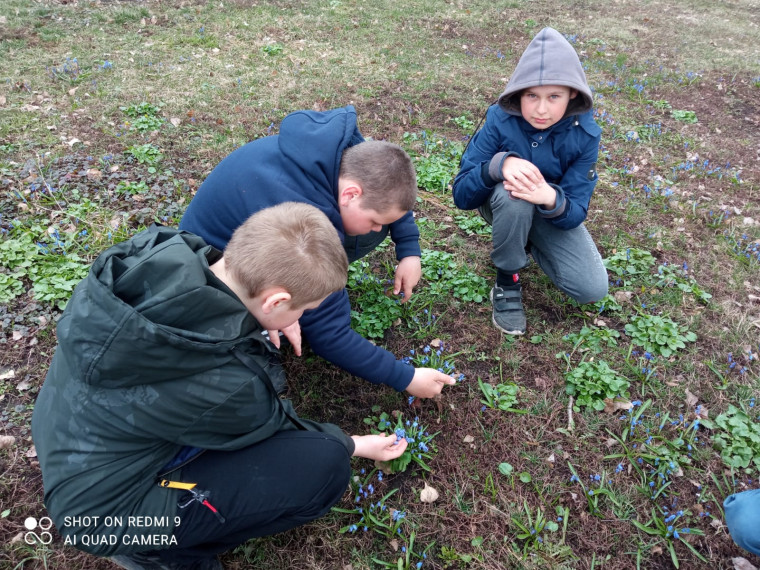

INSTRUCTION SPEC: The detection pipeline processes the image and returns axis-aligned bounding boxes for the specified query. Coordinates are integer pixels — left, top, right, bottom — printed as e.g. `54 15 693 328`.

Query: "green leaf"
498 462 514 476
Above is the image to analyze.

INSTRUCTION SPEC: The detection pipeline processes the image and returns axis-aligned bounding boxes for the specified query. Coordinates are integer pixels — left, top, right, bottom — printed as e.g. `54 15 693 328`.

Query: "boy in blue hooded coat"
453 28 608 335
181 106 454 397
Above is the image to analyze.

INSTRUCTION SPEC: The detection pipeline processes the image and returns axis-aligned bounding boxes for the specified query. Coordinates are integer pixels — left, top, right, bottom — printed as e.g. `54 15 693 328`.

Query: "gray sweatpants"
479 183 608 304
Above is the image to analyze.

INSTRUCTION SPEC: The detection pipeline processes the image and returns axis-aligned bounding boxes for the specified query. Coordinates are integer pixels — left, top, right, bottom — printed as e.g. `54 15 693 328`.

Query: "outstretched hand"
393 256 422 303
266 321 303 356
351 433 409 461
406 367 456 398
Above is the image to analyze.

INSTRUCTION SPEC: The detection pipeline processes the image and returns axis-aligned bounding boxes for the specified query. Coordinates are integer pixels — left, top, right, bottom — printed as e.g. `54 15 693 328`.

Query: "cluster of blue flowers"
402 343 465 382
671 157 741 183
728 233 760 265
394 418 432 457
47 57 81 81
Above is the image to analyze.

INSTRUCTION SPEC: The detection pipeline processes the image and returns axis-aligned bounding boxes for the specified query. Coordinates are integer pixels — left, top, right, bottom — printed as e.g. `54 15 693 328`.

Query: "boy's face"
339 194 406 237
520 85 578 130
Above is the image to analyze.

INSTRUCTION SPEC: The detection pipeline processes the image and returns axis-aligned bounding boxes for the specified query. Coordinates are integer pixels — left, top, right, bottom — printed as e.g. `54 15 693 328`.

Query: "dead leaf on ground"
463 435 475 443
710 518 724 530
433 393 443 413
389 539 399 552
603 397 633 414
685 389 699 408
430 338 442 348
16 378 32 391
605 437 618 448
0 435 16 450
613 290 633 303
420 482 439 503
25 445 37 458
666 374 686 387
0 367 15 381
732 557 758 570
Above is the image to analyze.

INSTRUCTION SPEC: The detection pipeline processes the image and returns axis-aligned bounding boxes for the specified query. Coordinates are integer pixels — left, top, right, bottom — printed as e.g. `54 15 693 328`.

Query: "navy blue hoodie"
180 106 418 391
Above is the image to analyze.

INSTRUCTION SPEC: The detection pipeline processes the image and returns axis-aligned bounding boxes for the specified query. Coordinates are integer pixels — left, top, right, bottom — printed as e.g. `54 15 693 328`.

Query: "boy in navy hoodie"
181 106 455 397
453 28 608 335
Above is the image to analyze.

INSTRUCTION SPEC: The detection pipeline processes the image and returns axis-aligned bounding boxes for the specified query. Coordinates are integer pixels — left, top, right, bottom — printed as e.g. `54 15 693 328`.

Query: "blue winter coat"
452 105 601 230
180 106 418 391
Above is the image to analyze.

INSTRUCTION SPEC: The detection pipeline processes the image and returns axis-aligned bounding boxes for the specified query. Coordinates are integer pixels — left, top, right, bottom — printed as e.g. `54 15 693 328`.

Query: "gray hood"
498 27 593 118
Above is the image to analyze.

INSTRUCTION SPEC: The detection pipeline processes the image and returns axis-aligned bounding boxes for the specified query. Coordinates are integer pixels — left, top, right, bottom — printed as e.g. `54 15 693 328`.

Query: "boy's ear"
338 179 364 207
260 289 292 314
569 88 578 99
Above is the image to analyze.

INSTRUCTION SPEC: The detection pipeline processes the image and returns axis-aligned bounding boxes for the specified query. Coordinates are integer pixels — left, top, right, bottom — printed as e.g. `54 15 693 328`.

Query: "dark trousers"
152 431 351 565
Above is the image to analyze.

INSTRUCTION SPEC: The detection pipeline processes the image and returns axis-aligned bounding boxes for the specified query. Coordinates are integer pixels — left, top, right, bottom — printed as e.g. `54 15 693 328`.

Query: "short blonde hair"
339 140 417 213
225 202 348 307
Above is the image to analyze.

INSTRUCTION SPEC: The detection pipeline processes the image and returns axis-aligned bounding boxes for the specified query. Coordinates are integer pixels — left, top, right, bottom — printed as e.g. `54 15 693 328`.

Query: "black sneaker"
490 285 526 335
110 552 223 570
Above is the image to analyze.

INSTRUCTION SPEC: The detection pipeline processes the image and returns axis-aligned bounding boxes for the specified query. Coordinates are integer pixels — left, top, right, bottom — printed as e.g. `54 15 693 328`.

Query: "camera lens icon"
24 516 53 545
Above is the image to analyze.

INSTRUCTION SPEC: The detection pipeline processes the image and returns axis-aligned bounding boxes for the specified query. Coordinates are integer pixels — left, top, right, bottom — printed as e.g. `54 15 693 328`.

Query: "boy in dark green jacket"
32 202 408 570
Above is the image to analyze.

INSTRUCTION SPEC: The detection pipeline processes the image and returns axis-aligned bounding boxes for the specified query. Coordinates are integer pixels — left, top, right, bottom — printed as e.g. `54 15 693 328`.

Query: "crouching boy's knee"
572 280 609 306
300 434 353 512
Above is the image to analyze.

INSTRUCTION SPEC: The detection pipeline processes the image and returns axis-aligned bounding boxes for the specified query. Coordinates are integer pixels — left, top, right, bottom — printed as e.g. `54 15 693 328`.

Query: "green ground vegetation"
1 0 759 569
